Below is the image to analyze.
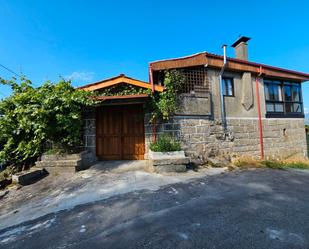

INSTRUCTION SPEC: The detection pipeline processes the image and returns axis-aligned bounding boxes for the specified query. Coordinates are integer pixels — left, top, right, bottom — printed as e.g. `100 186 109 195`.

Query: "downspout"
255 66 264 159
219 45 227 133
148 63 157 142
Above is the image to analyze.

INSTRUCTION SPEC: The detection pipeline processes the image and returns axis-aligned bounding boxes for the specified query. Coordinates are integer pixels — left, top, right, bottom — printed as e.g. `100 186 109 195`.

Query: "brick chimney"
231 36 251 61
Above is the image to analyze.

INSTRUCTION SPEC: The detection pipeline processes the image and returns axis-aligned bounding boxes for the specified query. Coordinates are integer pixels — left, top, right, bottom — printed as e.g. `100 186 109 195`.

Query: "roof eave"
79 74 165 92
150 53 309 82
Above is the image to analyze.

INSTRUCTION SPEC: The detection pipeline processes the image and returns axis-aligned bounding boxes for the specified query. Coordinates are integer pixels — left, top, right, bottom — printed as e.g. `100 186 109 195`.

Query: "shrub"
0 77 94 168
149 135 181 152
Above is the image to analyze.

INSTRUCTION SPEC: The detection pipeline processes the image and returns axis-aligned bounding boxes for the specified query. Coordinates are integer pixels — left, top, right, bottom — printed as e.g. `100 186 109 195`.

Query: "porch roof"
79 74 164 92
93 94 149 101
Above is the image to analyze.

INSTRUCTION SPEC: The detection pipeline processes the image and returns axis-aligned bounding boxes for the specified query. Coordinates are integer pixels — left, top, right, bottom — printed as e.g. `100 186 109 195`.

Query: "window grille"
178 66 208 93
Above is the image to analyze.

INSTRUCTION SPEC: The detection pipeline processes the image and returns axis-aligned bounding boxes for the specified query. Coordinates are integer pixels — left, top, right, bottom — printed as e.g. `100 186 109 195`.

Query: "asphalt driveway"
1 168 309 249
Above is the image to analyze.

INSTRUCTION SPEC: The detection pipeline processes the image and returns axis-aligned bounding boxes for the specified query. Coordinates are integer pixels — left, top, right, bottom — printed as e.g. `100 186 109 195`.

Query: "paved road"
1 169 309 249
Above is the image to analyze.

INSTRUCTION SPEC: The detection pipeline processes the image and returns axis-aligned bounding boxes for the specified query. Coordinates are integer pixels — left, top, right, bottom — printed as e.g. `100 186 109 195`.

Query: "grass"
234 157 309 170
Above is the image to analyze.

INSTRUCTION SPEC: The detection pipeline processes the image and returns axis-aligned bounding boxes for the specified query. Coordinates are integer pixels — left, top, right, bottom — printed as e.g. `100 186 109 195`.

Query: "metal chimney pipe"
223 44 227 65
219 44 227 133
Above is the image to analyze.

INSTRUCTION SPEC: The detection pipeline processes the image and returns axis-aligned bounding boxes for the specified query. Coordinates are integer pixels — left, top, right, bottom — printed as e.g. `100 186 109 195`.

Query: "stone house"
80 37 309 162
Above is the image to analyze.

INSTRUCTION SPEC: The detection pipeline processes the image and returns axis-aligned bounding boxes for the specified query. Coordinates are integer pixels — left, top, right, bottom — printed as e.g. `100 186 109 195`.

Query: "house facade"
81 37 309 162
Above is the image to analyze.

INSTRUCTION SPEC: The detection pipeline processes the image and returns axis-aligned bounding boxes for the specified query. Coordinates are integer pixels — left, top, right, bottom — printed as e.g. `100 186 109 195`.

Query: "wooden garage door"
96 104 145 160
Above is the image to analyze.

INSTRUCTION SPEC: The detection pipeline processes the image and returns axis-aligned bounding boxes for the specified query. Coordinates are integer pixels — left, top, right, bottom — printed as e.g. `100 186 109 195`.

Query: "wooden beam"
94 94 149 101
80 75 165 92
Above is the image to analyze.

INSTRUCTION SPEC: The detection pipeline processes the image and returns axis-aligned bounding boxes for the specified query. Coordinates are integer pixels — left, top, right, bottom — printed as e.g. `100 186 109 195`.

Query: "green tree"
0 77 94 168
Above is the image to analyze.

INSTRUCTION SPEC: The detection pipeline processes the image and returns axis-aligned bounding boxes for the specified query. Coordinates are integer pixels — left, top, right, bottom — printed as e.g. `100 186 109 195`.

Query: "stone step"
41 153 83 161
35 159 82 168
154 164 187 173
150 157 190 166
43 166 77 174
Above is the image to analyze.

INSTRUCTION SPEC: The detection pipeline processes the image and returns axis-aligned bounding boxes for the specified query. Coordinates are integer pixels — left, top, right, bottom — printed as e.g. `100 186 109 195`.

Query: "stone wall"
227 118 307 159
145 116 308 160
82 107 96 155
84 108 307 160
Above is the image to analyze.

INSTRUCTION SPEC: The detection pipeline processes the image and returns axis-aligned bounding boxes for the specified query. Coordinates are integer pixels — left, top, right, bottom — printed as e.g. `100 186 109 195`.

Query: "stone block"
151 158 190 166
155 124 165 133
37 151 97 174
180 127 195 135
226 119 240 126
36 159 82 168
154 164 187 173
148 150 186 159
12 168 48 185
82 109 95 119
84 127 95 136
196 126 210 134
199 119 212 125
149 150 188 173
164 123 174 130
173 123 181 130
234 132 249 139
183 119 200 126
86 135 95 147
86 119 96 128
144 125 152 133
232 126 245 133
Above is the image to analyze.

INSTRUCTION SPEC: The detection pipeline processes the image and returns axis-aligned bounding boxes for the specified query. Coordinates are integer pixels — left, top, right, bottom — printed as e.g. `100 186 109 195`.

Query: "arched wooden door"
96 104 145 160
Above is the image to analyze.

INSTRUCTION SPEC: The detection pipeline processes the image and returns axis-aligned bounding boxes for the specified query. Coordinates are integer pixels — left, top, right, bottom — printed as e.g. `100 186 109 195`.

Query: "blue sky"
0 0 308 112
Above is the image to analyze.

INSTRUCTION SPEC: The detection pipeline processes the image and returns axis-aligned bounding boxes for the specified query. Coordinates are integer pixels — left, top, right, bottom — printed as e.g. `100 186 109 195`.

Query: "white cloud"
304 107 308 114
65 71 95 82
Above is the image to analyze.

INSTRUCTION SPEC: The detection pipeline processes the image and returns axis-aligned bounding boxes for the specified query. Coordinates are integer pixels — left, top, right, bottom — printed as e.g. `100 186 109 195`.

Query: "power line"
0 63 21 78
0 62 40 88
